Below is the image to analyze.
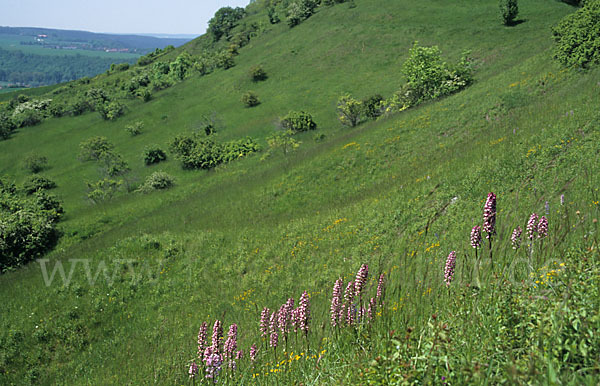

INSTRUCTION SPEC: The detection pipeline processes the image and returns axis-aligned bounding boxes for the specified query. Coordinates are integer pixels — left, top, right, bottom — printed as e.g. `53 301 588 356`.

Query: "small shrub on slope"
400 42 473 106
499 0 519 25
241 91 261 107
137 171 175 193
552 0 600 68
143 146 167 165
22 176 56 195
22 154 48 174
280 111 317 133
0 178 62 271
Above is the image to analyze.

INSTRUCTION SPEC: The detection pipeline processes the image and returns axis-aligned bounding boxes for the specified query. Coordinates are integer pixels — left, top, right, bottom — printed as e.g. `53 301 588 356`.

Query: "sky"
0 0 250 35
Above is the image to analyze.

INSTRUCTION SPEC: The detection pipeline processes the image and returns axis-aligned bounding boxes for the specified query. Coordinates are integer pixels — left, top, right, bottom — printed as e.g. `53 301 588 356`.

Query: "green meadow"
1 0 599 384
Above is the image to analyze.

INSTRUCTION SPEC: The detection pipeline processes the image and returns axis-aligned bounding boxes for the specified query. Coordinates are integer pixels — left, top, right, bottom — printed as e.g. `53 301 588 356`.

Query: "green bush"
98 152 130 178
169 133 260 169
169 134 224 170
280 111 317 133
208 6 246 41
337 94 363 127
13 109 43 128
0 113 16 140
0 178 62 271
287 0 318 27
22 176 56 195
552 0 600 68
242 91 261 107
362 94 384 119
249 65 268 82
400 43 473 105
125 121 143 136
22 154 48 173
137 171 175 193
143 146 167 165
97 101 125 121
86 178 122 204
221 137 261 162
499 0 519 25
78 136 114 161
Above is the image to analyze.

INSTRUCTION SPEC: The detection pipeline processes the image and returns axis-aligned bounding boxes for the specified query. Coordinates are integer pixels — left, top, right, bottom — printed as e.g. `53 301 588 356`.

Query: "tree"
208 7 246 41
499 0 519 26
280 111 317 133
337 94 363 127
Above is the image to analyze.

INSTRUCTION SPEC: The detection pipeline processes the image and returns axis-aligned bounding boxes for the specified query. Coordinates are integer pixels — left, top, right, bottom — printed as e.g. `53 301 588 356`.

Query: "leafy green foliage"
22 175 56 195
552 0 600 68
241 91 260 107
499 0 519 25
125 121 143 136
0 178 62 271
362 94 384 120
261 129 301 159
143 146 167 165
249 65 268 82
169 132 260 169
86 178 122 204
0 112 16 140
78 136 114 161
221 137 262 162
208 7 246 41
337 94 363 127
400 43 473 106
280 110 317 133
287 0 319 27
22 154 48 173
137 171 175 193
97 100 124 121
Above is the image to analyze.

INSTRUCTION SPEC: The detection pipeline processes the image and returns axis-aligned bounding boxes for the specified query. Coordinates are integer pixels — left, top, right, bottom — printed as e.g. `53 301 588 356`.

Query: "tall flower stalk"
471 225 482 288
444 251 457 287
483 192 497 262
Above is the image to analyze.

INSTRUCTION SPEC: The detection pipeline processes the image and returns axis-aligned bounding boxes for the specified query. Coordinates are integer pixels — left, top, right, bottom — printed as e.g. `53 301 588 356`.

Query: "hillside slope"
1 0 599 384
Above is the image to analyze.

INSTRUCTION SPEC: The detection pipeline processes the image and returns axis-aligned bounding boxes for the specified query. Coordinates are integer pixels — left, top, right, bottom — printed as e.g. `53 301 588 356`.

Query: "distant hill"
0 26 192 53
0 26 193 87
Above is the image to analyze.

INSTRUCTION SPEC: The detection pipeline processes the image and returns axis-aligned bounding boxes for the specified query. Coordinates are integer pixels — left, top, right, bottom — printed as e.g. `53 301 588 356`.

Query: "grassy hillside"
1 0 599 384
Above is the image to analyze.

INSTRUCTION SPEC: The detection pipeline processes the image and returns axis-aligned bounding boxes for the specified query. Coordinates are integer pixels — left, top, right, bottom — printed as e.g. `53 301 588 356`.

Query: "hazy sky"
0 0 250 35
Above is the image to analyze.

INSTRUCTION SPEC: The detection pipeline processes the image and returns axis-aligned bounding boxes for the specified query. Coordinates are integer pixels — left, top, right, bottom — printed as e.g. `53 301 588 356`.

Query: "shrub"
499 0 519 25
22 154 48 173
125 121 143 136
0 178 62 271
78 137 114 161
114 62 130 72
552 0 600 68
86 178 122 204
337 94 363 127
170 133 223 170
208 6 246 42
143 146 167 165
0 113 16 140
261 130 301 160
287 0 318 27
137 171 175 193
400 43 473 105
280 111 317 133
23 176 56 195
362 94 384 119
221 137 261 162
242 91 261 107
13 109 43 128
139 89 152 102
249 65 268 82
99 152 130 178
97 101 125 121
169 133 260 169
